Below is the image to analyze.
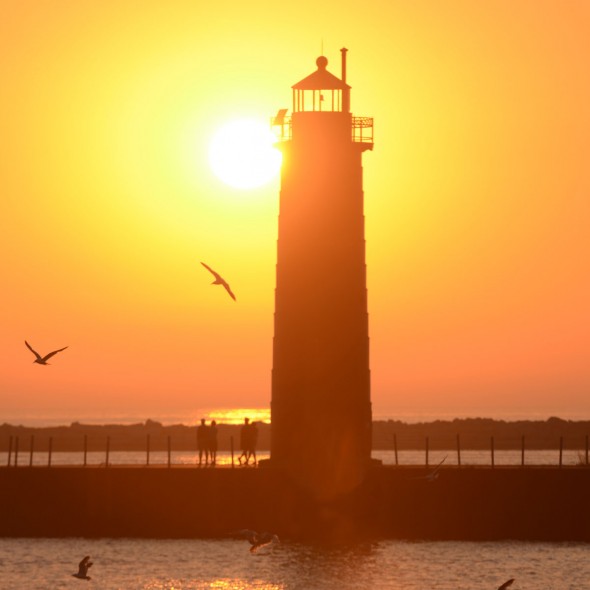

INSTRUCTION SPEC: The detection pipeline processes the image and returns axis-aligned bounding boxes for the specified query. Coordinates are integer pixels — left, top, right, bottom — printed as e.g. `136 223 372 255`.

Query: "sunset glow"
198 408 270 425
208 119 281 189
1 2 589 425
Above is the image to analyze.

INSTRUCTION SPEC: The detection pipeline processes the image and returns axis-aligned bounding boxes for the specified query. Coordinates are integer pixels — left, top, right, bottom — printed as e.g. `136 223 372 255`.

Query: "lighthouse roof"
292 56 351 90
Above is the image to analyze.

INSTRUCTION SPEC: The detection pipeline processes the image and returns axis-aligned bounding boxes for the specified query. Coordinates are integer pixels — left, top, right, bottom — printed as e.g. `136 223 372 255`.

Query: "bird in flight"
232 529 279 552
200 262 236 301
412 456 447 482
25 340 68 365
425 455 447 481
498 579 515 590
72 555 93 580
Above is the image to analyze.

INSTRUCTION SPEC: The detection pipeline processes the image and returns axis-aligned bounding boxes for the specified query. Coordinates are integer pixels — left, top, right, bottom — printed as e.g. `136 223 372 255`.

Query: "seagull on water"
200 262 236 301
498 579 515 590
25 340 68 365
232 529 280 552
72 555 92 580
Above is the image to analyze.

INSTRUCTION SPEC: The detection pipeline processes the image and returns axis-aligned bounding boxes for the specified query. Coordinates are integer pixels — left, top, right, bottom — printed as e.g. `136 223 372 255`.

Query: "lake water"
0 537 588 589
1 449 587 468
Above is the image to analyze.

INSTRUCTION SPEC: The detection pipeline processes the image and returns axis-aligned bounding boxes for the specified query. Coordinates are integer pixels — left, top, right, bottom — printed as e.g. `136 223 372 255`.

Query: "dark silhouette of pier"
2 464 590 542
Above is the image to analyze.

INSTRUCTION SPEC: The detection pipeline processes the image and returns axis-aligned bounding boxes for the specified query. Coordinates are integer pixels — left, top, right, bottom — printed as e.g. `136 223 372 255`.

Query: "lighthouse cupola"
292 51 351 113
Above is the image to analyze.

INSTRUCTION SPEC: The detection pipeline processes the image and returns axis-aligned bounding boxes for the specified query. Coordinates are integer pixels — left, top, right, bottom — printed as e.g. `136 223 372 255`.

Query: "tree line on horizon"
1 416 589 452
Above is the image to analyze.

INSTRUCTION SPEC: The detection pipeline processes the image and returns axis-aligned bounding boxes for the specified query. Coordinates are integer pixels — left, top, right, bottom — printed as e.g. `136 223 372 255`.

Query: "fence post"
167 435 171 468
521 435 525 467
559 436 563 468
425 436 429 467
48 437 53 467
29 435 34 467
83 435 88 467
586 434 589 466
393 433 399 466
491 436 495 468
456 434 461 467
230 436 235 468
14 436 19 467
146 434 150 466
7 436 13 467
105 436 110 467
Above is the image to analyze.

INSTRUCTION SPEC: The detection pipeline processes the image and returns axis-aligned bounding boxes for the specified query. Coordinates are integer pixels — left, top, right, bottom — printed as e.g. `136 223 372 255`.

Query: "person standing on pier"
197 418 210 466
209 420 218 466
238 417 250 466
248 421 259 467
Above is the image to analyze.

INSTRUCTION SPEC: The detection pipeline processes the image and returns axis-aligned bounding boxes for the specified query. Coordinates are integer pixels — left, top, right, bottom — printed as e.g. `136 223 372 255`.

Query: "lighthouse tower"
270 50 374 499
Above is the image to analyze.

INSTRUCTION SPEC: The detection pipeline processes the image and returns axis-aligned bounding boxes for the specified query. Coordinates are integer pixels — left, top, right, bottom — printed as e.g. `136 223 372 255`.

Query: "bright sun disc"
208 119 282 189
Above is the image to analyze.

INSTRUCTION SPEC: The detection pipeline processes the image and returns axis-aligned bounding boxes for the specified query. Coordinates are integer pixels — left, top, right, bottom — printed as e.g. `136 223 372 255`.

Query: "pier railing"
2 433 589 468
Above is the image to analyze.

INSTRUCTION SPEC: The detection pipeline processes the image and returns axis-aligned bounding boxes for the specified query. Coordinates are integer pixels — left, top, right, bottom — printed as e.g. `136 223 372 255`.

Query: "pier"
1 465 589 542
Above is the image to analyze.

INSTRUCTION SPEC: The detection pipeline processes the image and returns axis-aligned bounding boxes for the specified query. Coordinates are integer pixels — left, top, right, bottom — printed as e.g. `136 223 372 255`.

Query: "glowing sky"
1 1 589 425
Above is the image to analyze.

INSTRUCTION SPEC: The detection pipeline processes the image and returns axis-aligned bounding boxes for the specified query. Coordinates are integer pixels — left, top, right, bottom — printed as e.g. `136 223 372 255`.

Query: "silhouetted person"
248 421 259 466
197 418 210 466
209 420 218 466
238 417 250 466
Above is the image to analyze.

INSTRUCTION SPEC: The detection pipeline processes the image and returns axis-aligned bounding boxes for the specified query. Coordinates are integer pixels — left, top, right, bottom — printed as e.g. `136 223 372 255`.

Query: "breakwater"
1 465 589 542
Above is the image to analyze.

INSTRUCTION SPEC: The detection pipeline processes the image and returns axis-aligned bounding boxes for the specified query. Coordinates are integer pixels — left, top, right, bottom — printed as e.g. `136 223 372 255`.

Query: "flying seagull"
231 529 279 552
412 456 447 482
425 455 447 481
72 555 92 580
25 340 68 365
498 579 515 590
200 262 236 301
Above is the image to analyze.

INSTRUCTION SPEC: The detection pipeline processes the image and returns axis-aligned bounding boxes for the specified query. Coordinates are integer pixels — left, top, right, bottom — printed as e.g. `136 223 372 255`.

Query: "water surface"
0 537 588 589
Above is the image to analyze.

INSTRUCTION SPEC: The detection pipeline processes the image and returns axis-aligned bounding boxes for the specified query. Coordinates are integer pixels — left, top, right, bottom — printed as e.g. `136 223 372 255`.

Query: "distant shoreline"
5 412 590 428
2 417 589 452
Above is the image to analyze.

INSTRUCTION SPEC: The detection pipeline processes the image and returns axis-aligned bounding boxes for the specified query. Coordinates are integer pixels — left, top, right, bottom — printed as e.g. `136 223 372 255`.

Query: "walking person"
247 421 259 466
209 420 218 466
238 417 250 466
197 418 210 466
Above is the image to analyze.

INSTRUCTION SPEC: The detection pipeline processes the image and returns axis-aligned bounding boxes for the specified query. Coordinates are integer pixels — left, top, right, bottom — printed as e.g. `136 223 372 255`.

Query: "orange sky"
1 1 589 425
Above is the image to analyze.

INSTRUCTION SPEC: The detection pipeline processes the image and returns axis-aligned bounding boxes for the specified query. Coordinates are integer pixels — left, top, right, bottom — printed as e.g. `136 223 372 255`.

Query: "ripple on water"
0 538 589 589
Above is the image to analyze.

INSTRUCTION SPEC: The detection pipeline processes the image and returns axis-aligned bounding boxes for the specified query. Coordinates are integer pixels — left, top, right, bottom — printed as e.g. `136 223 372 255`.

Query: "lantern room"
292 50 351 113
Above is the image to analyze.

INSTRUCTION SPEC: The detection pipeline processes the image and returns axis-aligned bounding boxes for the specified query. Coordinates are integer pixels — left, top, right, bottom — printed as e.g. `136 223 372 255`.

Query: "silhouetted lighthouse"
270 49 374 499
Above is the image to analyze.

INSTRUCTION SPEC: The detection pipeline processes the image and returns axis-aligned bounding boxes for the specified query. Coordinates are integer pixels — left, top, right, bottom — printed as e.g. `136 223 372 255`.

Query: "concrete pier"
1 465 589 542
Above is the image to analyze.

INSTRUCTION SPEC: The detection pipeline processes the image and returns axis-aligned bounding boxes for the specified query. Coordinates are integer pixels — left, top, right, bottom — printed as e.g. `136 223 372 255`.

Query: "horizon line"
3 412 590 428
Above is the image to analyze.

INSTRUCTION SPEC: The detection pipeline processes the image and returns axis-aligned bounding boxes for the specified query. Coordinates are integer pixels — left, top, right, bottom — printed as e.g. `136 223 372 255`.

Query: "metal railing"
389 433 590 468
2 434 250 468
3 433 590 468
270 115 374 145
271 115 292 141
352 116 373 144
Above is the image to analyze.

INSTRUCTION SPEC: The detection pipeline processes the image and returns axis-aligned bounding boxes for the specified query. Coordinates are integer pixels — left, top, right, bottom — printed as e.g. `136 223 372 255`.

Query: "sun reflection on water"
143 579 283 589
209 579 283 589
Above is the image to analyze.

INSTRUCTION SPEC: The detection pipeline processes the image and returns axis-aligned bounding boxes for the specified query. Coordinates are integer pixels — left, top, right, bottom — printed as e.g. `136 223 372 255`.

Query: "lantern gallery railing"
351 116 373 144
271 113 292 141
271 115 373 145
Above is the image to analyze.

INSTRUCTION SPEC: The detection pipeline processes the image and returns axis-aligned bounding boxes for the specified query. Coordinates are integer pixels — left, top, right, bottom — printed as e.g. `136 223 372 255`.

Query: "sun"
208 118 282 189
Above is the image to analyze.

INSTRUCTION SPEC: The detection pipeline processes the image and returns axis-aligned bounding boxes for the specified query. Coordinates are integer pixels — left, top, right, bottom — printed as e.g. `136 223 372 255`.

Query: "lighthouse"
270 50 374 500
